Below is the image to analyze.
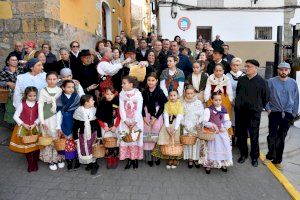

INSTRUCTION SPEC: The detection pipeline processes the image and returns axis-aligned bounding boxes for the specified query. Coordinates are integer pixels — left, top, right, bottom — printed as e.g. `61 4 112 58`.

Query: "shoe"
238 156 247 164
194 161 200 168
147 161 154 167
57 161 65 169
124 159 132 170
74 159 81 170
251 159 258 167
273 163 283 170
188 161 193 169
66 160 73 170
263 158 273 165
49 163 57 171
205 168 211 174
90 162 99 175
85 163 93 171
133 160 139 169
221 167 227 172
166 165 171 169
155 159 161 166
171 165 177 169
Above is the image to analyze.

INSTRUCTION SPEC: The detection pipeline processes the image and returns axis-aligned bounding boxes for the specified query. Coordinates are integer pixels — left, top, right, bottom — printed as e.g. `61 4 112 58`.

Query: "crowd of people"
0 31 299 175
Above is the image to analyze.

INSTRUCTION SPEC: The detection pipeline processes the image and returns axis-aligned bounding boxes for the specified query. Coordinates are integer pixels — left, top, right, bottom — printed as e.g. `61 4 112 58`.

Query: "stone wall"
0 0 101 69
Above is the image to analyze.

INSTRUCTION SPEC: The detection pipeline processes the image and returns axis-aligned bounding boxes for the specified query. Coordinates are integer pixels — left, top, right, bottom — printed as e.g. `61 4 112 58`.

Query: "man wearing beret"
264 62 299 170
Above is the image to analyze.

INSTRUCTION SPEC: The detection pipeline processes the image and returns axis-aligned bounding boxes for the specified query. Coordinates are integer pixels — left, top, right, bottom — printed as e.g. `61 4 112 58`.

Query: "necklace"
61 60 70 68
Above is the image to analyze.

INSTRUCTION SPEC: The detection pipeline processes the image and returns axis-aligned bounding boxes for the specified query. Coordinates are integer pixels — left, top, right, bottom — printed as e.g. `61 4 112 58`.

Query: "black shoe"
85 163 93 171
188 162 193 169
251 159 258 167
238 156 247 164
205 168 211 174
74 159 81 170
147 161 154 167
66 160 73 171
124 159 132 170
155 159 161 166
91 163 99 175
194 161 200 168
221 167 227 172
133 159 138 169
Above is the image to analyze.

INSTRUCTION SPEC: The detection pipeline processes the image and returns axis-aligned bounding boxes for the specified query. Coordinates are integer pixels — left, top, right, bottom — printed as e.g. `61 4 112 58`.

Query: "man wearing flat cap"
206 46 230 75
264 62 299 170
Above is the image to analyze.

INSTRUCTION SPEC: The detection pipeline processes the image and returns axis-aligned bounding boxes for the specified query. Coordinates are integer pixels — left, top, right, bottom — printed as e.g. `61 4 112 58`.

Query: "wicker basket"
92 140 106 158
54 135 66 151
103 137 118 148
160 136 183 157
197 127 216 141
0 87 10 104
122 130 141 143
22 130 39 144
180 134 197 145
38 135 53 146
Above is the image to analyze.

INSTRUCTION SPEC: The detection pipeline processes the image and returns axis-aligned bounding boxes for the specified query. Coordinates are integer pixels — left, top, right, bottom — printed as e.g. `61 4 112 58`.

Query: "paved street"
0 121 292 200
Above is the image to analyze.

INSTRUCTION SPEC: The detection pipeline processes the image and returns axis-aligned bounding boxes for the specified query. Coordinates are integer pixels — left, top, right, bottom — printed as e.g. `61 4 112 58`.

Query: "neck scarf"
207 74 229 93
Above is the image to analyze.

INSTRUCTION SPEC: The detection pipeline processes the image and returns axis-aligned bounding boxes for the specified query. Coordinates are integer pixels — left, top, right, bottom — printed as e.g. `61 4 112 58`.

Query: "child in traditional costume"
200 92 233 174
57 68 85 97
96 86 121 169
56 80 81 171
9 86 40 172
160 55 185 97
73 95 102 175
204 63 233 135
182 85 204 168
39 72 64 171
142 73 167 167
119 76 144 169
153 90 183 169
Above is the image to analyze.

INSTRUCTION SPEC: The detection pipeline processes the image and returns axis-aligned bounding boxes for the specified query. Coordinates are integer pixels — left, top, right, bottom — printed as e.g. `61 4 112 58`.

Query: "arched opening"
101 1 112 40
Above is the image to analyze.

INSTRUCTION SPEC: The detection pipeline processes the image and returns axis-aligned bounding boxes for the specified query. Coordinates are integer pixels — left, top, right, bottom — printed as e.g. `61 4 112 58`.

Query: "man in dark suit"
170 41 192 77
136 38 149 62
206 46 230 75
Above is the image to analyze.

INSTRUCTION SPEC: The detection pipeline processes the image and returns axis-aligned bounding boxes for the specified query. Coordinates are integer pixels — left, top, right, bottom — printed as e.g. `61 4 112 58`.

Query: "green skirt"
4 99 15 124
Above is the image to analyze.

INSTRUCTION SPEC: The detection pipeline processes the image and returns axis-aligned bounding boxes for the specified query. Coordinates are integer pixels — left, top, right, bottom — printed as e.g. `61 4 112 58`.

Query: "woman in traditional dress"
119 76 144 169
9 86 40 172
39 71 64 171
200 92 233 174
0 54 22 126
23 41 36 61
160 55 185 97
204 63 233 135
73 95 101 175
182 85 204 168
142 73 167 167
56 80 81 171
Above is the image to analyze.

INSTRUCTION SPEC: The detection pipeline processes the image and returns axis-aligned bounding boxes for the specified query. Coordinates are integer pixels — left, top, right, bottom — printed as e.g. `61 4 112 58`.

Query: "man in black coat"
212 34 224 49
235 59 270 167
136 38 149 62
169 41 192 77
206 46 230 75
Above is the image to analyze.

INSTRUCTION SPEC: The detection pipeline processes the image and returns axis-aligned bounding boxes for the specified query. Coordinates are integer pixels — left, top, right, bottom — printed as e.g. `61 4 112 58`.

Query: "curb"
260 152 300 200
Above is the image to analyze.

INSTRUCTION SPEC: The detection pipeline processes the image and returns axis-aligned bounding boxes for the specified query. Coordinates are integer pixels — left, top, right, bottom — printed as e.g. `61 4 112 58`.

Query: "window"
197 0 224 7
255 27 272 40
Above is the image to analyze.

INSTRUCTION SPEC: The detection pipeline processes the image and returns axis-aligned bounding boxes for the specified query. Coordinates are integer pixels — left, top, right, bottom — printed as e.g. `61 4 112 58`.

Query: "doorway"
197 26 212 42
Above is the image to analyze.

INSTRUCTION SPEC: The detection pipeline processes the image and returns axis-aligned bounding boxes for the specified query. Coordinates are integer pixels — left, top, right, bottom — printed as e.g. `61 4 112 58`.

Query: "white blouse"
203 106 232 132
97 61 122 76
13 72 47 108
13 100 39 126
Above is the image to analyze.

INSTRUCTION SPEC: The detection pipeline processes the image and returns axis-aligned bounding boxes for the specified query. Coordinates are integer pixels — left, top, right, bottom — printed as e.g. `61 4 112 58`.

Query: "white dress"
118 88 144 160
13 72 47 108
182 98 204 160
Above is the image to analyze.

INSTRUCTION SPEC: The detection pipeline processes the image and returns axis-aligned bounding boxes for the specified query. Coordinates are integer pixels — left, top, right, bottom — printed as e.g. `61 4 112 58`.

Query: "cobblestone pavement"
0 142 290 199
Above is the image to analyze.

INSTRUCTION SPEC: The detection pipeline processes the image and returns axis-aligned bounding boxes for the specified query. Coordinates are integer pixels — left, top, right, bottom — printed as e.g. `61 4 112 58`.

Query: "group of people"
0 32 299 175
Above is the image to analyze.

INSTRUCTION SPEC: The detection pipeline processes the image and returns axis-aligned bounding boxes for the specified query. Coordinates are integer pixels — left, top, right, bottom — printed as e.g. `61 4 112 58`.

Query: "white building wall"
159 6 284 42
166 0 284 7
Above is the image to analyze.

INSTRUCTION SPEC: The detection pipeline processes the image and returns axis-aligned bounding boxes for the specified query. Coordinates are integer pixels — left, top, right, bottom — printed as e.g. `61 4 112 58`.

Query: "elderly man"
222 44 235 65
212 34 224 49
136 38 149 62
206 46 230 75
6 42 25 62
264 62 299 169
97 47 131 93
235 59 270 167
42 43 57 64
170 41 192 77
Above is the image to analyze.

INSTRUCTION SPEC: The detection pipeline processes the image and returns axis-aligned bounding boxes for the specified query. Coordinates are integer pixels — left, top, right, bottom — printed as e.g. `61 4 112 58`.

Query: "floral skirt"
40 144 64 163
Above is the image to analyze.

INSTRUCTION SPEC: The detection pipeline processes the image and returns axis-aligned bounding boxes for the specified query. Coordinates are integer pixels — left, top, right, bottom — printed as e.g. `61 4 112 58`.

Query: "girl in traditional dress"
73 95 102 175
39 71 64 171
9 86 40 172
153 90 183 169
142 73 167 167
182 85 204 168
96 86 121 169
200 92 233 174
204 63 233 135
160 55 185 97
57 68 85 97
56 80 81 171
185 61 208 102
226 58 245 145
119 76 144 169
